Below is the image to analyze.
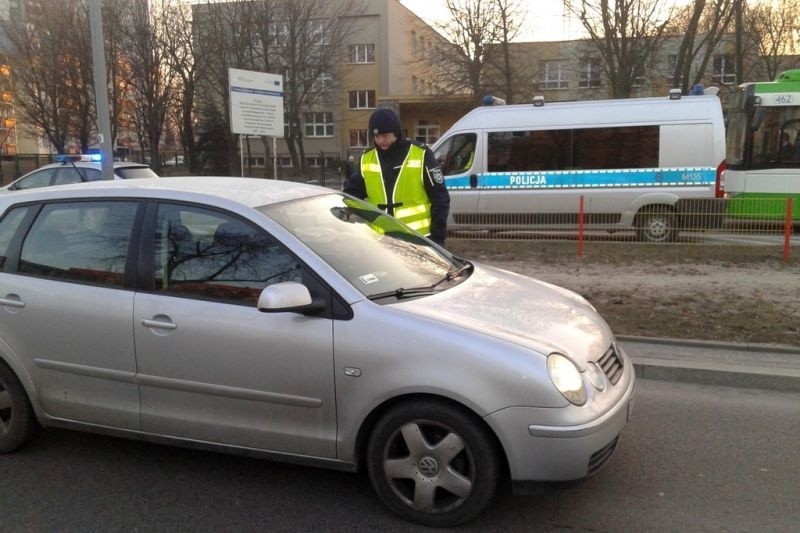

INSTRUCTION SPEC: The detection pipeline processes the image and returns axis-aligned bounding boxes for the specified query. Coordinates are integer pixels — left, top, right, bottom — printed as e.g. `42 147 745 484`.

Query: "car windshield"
115 166 159 179
260 194 464 299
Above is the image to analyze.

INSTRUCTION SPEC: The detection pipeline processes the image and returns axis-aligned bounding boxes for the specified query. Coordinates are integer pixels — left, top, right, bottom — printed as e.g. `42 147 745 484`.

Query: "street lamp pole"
88 0 113 180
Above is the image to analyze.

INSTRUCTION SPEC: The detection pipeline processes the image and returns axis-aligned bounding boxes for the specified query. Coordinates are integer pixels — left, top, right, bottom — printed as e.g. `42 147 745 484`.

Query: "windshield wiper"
367 260 474 301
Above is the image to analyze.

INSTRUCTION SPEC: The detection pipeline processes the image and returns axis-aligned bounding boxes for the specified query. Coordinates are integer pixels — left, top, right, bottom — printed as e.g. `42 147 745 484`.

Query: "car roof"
0 177 335 210
32 161 150 170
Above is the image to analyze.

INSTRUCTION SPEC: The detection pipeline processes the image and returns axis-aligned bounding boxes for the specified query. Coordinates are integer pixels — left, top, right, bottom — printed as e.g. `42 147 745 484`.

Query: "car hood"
394 263 613 366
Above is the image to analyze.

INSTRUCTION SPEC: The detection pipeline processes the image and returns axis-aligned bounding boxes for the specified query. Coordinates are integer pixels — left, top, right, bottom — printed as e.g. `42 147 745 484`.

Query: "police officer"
344 108 450 246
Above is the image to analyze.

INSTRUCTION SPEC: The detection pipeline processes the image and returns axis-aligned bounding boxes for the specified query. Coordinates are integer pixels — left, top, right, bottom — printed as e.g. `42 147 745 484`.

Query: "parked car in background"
1 154 158 192
0 177 634 527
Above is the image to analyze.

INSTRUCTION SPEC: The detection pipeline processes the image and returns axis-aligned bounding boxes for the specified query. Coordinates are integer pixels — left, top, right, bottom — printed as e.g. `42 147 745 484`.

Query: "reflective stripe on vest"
360 145 432 236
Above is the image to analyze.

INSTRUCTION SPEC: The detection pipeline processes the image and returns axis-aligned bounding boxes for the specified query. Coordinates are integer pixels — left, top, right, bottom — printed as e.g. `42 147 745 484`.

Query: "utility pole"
735 0 744 85
88 0 114 180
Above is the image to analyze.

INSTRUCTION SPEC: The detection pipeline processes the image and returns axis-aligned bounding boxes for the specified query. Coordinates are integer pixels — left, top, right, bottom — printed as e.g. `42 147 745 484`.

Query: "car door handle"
0 296 25 308
141 318 177 330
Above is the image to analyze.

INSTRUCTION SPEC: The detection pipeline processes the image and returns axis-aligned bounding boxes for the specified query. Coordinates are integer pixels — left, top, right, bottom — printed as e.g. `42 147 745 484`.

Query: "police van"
432 93 726 241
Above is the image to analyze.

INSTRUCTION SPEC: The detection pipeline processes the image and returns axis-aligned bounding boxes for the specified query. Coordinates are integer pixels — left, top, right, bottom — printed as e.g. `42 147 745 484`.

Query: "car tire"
366 399 500 527
635 206 678 242
0 361 38 454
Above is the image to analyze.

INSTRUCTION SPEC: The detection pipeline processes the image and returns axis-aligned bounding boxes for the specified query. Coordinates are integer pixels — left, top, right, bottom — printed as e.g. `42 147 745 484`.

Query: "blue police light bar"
482 95 506 106
56 153 102 163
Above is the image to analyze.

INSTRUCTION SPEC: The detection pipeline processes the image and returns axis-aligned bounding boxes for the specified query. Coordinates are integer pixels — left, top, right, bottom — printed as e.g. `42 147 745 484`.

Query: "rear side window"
18 201 138 287
0 207 31 269
487 126 660 172
116 166 159 179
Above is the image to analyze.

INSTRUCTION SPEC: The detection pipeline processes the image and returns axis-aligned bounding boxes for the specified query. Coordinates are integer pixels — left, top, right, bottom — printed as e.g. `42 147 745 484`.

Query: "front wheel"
366 400 500 527
635 206 678 242
0 362 38 454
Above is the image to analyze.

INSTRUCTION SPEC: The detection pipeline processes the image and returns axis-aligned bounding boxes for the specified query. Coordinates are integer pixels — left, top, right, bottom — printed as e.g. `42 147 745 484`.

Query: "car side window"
54 167 98 185
18 201 138 287
153 204 302 304
13 169 57 190
0 206 30 269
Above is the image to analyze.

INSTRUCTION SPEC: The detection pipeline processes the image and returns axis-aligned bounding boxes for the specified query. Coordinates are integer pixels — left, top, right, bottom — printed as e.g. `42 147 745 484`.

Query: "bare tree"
156 0 202 172
666 0 736 94
432 0 523 103
483 0 525 103
745 0 800 81
564 0 676 98
1 0 99 152
117 0 176 173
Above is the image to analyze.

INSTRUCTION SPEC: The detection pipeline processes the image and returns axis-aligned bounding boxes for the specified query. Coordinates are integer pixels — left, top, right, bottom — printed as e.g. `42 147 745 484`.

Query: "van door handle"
470 174 478 188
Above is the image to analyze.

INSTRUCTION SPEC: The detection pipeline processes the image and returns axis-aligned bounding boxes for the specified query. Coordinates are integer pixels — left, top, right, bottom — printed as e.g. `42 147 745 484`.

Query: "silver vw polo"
0 177 634 527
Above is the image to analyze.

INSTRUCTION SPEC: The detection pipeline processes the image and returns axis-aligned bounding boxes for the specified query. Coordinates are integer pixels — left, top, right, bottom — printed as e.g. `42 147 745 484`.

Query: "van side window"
18 201 138 287
433 133 476 176
488 126 660 172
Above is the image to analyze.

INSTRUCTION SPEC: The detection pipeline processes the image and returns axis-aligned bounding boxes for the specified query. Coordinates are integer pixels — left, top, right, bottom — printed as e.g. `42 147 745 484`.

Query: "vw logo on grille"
418 456 440 477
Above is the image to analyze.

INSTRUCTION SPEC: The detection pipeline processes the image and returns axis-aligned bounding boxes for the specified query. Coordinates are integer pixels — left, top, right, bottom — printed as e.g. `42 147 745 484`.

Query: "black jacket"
343 137 450 245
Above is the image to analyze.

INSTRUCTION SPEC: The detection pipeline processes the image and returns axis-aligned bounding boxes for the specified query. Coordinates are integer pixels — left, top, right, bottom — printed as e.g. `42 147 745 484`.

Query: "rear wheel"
635 206 677 242
366 400 500 527
0 362 38 454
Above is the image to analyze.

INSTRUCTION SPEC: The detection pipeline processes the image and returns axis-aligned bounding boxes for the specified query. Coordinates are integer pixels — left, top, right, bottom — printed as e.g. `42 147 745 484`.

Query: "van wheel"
0 362 38 454
635 207 677 242
366 400 500 527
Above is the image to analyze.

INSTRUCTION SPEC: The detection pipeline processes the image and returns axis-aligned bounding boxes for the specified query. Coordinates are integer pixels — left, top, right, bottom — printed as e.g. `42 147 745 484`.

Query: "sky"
399 0 588 42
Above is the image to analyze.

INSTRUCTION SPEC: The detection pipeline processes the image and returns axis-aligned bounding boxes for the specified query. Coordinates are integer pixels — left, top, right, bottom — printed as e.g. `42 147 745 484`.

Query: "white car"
2 156 157 192
0 177 634 527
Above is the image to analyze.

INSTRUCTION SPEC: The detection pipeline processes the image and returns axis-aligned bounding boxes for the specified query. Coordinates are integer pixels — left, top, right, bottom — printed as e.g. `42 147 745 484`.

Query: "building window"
349 129 369 148
307 156 335 168
579 58 602 88
414 120 440 145
632 67 646 88
279 157 293 167
349 90 375 109
713 54 735 84
348 44 375 64
304 112 334 137
312 72 333 93
538 60 568 89
246 157 265 167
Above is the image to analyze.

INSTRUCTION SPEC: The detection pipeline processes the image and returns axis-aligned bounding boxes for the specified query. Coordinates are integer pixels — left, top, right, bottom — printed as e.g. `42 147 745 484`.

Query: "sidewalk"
617 336 800 392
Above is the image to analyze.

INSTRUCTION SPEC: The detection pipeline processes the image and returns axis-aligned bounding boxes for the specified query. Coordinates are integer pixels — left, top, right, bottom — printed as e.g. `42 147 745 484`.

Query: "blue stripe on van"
445 168 716 190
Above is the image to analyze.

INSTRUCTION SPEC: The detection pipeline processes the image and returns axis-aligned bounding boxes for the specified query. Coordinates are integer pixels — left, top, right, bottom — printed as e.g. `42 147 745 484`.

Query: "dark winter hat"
369 108 402 136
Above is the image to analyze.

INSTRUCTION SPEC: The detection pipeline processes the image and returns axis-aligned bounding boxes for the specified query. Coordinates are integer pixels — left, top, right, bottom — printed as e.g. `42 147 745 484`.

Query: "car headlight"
547 353 587 405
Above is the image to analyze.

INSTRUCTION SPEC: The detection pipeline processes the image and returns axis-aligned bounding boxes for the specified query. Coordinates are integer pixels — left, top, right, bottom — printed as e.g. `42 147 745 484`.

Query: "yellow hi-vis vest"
360 144 432 236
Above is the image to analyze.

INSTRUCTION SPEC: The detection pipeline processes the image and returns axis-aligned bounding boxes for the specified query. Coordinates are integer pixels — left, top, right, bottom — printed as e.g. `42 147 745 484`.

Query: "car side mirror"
257 281 326 315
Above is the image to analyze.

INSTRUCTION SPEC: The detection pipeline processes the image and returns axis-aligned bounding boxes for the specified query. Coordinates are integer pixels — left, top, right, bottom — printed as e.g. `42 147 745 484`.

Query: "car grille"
588 436 619 475
597 344 623 385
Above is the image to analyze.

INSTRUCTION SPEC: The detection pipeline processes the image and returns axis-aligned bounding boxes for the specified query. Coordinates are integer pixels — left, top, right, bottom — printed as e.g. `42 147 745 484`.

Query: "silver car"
2 156 157 192
0 177 634 527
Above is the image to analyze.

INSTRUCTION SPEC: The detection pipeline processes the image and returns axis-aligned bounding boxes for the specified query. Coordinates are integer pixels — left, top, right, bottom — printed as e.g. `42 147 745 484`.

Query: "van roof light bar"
668 88 682 100
482 95 506 106
532 95 545 107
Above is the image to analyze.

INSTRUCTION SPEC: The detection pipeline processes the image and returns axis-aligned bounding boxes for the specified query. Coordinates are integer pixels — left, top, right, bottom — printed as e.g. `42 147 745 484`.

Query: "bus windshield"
727 72 800 169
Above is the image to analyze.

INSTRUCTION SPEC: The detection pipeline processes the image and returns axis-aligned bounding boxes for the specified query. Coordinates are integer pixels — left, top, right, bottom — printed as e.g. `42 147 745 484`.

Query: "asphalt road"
1 380 798 532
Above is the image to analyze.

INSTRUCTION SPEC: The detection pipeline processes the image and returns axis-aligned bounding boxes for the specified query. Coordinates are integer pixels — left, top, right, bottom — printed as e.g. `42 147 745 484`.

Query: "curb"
617 336 800 393
616 335 800 355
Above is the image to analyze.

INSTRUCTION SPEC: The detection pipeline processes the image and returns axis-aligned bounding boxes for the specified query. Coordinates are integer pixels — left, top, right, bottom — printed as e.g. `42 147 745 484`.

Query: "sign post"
228 68 284 178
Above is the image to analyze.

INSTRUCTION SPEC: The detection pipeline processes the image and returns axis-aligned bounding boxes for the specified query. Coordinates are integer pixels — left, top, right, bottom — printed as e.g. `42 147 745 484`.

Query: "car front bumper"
486 365 635 485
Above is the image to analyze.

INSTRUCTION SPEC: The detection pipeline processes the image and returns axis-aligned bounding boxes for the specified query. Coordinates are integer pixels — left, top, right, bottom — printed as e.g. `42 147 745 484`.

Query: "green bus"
725 69 800 221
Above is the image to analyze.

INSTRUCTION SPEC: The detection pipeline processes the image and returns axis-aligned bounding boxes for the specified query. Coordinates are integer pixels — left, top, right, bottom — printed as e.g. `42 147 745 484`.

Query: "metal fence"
445 196 797 261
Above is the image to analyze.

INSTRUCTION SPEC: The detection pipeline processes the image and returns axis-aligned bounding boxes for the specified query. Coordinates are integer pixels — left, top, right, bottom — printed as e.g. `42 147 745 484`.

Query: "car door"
133 202 337 458
0 200 141 429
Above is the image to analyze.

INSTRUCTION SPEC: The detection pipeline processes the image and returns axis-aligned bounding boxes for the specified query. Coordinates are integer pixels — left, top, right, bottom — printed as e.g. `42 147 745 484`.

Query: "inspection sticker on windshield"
359 273 379 285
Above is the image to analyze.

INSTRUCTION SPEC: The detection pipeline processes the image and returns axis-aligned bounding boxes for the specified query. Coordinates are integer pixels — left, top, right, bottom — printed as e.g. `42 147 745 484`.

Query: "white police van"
432 93 726 241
